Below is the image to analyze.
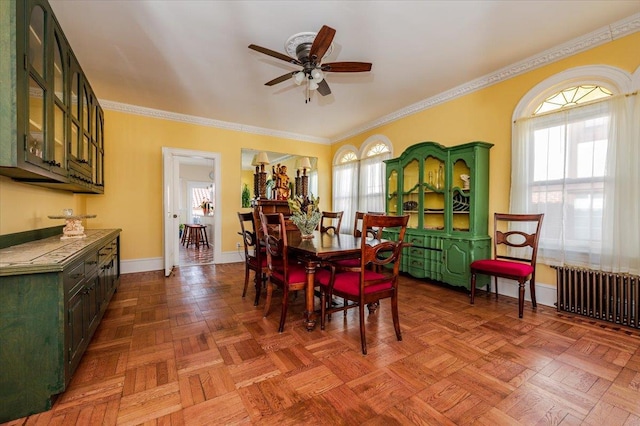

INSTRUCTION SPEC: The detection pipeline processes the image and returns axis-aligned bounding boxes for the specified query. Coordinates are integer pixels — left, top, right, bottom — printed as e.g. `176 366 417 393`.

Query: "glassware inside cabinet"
423 155 445 231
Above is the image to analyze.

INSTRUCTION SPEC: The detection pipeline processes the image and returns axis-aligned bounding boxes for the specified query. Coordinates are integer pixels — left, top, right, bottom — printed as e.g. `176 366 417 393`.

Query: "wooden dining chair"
334 211 385 271
353 211 384 239
259 211 309 333
319 211 343 234
316 214 409 354
237 212 267 306
470 213 544 318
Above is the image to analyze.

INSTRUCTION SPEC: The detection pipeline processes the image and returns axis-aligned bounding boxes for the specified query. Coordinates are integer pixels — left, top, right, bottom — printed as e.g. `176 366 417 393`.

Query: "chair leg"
253 273 263 306
278 286 289 333
263 281 273 318
518 281 525 318
530 276 537 308
320 291 327 330
470 272 476 304
494 276 499 299
242 266 250 298
391 293 402 342
359 303 367 355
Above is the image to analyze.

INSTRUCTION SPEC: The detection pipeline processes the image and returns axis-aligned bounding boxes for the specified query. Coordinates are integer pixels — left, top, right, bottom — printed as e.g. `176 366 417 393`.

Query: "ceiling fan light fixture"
293 71 305 85
308 79 319 91
311 69 324 82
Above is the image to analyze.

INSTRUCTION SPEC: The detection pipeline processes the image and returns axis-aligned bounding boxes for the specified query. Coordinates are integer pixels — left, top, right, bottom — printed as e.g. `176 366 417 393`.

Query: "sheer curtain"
511 95 639 274
358 152 391 214
333 161 359 235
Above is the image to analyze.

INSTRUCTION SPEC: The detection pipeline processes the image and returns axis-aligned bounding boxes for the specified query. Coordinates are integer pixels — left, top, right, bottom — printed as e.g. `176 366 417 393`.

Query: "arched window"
358 137 392 215
511 65 639 274
331 137 393 235
332 146 360 234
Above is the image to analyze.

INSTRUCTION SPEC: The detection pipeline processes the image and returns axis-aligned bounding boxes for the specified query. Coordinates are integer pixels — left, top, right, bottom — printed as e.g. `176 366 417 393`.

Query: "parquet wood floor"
4 263 640 425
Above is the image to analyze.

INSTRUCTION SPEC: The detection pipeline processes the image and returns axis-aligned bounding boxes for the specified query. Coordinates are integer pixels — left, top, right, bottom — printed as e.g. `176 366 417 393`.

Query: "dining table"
287 230 364 331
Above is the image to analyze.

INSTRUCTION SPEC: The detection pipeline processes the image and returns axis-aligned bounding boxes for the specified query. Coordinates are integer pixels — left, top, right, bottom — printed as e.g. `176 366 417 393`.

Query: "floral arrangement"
288 194 321 237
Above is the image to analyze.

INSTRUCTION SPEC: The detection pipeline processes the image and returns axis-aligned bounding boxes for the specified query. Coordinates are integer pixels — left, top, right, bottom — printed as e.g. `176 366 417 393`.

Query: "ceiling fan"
248 25 372 102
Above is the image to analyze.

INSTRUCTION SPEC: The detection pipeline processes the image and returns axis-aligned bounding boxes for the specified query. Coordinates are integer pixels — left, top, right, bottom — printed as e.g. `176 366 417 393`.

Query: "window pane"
29 6 45 77
28 77 44 159
54 35 64 101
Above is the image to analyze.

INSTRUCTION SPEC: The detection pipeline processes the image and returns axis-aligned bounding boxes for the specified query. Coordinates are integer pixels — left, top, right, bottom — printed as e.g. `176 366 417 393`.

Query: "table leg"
304 262 318 331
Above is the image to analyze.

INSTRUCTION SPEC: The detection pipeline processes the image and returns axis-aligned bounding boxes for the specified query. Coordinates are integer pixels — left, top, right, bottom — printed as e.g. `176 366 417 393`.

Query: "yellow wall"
1 32 637 276
334 32 640 285
84 111 331 261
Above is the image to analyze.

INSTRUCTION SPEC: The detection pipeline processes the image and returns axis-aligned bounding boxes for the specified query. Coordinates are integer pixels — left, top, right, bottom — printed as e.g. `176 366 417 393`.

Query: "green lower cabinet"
0 230 120 423
441 237 490 289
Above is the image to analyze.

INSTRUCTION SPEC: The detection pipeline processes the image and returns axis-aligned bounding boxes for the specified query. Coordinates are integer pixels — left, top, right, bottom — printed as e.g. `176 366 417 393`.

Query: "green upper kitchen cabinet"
0 0 104 193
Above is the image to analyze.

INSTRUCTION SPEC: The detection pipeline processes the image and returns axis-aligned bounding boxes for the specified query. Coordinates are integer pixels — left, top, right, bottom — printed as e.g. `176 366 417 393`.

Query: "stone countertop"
0 229 121 276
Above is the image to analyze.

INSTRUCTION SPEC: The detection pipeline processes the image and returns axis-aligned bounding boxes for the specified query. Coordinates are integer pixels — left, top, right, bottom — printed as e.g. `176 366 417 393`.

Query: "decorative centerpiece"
47 209 97 240
288 194 321 239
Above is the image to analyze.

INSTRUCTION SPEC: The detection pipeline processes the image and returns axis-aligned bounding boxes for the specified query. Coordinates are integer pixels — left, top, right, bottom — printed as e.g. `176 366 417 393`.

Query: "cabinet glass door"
51 31 66 175
451 159 471 232
387 169 398 215
26 6 46 164
402 159 420 228
423 155 445 231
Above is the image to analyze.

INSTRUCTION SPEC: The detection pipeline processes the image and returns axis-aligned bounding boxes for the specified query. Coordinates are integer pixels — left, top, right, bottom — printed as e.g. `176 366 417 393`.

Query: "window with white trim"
332 137 392 235
511 67 639 274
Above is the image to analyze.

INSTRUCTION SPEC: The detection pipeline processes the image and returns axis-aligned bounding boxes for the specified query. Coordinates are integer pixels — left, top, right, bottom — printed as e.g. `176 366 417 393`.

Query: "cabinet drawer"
405 232 426 247
84 253 99 276
98 241 116 264
64 261 85 294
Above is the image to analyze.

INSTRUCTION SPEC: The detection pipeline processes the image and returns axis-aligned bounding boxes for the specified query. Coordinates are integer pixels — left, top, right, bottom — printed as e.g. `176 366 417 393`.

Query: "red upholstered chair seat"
470 259 533 278
316 269 392 296
271 264 307 284
333 258 360 268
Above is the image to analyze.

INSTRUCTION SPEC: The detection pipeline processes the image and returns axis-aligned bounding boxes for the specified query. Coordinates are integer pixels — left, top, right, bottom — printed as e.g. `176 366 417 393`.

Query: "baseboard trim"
120 251 244 274
477 278 557 308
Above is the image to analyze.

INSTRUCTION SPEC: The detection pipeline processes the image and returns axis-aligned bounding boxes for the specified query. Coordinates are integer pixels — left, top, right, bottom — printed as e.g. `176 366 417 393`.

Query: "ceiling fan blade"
248 44 301 65
323 62 372 73
309 25 336 62
317 79 331 96
265 72 295 86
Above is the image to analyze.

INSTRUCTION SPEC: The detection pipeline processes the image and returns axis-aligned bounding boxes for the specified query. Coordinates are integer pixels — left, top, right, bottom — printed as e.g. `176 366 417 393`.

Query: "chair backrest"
258 212 290 281
359 214 409 285
353 211 385 239
237 212 258 259
493 213 544 268
319 211 343 234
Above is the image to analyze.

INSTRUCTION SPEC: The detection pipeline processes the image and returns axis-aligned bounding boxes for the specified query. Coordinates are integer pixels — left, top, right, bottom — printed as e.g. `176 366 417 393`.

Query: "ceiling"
48 1 639 143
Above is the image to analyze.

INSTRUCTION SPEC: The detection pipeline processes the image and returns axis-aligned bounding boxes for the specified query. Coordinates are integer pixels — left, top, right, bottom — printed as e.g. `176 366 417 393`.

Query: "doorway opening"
163 148 222 276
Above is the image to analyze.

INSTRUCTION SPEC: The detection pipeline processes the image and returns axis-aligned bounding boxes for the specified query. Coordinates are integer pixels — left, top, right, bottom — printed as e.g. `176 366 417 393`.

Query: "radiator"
555 266 639 329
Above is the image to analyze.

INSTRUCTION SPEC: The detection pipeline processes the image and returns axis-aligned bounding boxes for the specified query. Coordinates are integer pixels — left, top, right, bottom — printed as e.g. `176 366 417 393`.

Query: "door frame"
162 147 222 276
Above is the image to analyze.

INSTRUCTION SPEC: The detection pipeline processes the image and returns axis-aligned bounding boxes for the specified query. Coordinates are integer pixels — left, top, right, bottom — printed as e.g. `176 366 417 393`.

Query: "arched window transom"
534 85 613 115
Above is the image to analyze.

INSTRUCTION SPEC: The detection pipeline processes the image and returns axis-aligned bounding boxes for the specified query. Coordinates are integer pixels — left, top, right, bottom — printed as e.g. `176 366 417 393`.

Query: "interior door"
162 148 180 276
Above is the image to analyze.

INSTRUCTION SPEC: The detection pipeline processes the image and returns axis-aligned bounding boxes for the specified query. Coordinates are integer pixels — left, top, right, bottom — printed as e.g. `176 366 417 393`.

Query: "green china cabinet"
384 141 493 289
0 0 104 193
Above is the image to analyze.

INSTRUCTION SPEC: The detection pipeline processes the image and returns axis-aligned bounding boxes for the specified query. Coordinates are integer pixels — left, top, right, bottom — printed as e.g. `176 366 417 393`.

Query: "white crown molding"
331 13 640 143
99 100 331 145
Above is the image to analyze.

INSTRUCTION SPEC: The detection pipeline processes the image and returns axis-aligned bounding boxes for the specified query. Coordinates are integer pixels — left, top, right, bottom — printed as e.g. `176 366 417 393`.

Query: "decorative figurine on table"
274 164 291 200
